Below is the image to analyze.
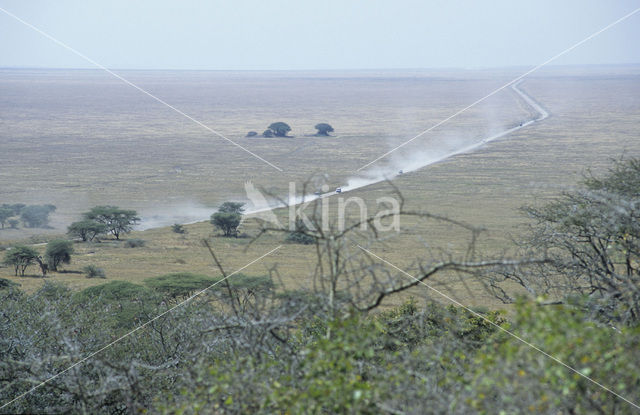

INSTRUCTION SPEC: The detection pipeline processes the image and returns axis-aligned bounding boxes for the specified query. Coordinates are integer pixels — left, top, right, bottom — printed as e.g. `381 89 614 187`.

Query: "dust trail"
140 81 548 229
251 81 547 210
341 80 548 192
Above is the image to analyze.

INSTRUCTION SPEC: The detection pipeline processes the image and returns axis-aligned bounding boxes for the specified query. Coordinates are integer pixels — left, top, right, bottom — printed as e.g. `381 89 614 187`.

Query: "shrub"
144 272 217 298
285 230 315 245
0 278 19 289
124 238 146 248
78 280 149 302
83 265 106 279
171 223 186 234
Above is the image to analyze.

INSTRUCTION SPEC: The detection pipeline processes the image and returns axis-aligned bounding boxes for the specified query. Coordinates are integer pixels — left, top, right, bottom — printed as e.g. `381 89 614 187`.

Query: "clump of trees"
20 205 57 228
83 206 140 240
67 206 139 241
3 239 74 276
246 122 335 138
0 203 55 230
210 202 244 237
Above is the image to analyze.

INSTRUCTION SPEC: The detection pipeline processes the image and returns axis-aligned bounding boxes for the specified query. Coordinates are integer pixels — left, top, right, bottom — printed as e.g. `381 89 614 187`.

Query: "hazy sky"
1 0 639 70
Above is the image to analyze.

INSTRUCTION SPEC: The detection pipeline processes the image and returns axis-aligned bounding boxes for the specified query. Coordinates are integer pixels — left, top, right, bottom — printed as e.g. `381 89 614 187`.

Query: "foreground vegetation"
1 158 640 413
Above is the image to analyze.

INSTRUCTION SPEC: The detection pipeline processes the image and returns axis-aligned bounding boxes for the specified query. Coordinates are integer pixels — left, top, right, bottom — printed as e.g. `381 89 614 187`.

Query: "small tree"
262 129 275 138
20 205 56 228
3 245 38 276
314 123 334 136
246 131 258 137
211 212 242 237
268 122 291 137
83 206 140 240
67 220 108 242
8 219 19 229
45 240 74 272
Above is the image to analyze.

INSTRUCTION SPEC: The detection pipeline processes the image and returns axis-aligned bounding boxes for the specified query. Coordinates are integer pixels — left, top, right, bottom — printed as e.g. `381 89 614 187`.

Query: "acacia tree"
83 206 140 240
314 123 334 136
45 240 74 272
210 202 244 237
67 220 108 242
268 122 291 137
3 246 38 276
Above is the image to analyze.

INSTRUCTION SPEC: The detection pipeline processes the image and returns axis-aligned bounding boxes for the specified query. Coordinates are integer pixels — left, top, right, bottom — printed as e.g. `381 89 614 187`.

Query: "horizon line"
1 62 640 73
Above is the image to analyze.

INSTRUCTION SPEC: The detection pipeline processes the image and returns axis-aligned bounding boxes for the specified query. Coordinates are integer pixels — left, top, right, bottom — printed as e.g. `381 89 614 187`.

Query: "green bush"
0 278 19 289
78 280 149 302
124 238 146 248
285 230 315 245
144 272 217 298
83 264 106 279
171 223 186 234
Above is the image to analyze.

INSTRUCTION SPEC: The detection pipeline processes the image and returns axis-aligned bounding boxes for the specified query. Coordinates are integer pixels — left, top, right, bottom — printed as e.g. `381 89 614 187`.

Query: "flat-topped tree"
83 206 140 240
314 123 334 136
268 122 291 137
3 245 38 276
68 220 108 242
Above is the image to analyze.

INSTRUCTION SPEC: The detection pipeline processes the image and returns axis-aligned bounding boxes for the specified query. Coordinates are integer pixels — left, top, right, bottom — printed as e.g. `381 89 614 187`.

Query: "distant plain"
1 66 639 307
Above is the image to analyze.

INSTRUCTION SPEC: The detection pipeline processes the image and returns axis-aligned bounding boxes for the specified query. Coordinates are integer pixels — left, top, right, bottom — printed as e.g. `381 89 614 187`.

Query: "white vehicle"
335 187 342 193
